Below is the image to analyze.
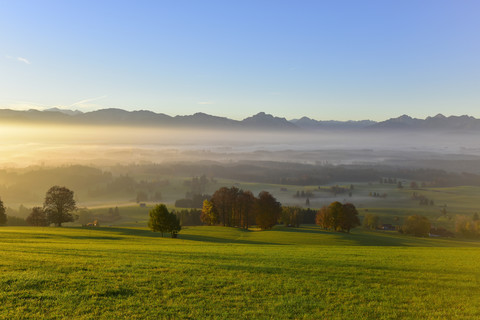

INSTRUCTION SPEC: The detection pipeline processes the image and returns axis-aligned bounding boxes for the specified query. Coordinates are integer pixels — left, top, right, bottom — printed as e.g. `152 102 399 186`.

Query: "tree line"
200 187 281 230
315 201 360 233
0 186 78 227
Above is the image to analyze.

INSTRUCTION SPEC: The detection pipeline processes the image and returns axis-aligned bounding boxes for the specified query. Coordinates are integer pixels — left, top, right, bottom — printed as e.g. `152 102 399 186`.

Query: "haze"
1 123 479 171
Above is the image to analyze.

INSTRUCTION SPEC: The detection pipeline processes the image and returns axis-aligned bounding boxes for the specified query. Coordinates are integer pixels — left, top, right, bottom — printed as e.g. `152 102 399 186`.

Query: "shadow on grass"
273 226 422 246
273 226 334 235
179 233 281 245
59 235 125 241
69 227 279 245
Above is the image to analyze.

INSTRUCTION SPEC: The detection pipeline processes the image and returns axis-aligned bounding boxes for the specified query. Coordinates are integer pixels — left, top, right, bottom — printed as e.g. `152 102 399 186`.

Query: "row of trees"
0 186 78 227
201 187 281 230
455 214 480 238
315 202 360 233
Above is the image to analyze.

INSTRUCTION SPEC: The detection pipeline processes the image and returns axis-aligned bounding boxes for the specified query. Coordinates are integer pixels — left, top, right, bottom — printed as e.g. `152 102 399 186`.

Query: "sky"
1 0 479 121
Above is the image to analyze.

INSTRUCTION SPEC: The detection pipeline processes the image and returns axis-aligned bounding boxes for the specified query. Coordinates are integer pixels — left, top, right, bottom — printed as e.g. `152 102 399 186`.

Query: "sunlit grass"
0 226 479 319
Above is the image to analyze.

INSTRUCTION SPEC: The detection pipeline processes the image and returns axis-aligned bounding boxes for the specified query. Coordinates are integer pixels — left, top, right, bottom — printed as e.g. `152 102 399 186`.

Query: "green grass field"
1 226 479 319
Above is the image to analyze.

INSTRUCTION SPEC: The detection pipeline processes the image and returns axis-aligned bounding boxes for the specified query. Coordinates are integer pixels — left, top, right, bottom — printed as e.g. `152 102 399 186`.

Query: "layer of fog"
2 124 480 170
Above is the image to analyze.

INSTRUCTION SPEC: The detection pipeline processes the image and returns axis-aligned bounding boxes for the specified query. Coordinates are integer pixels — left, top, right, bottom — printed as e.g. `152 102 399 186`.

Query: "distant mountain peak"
242 112 296 129
44 107 83 116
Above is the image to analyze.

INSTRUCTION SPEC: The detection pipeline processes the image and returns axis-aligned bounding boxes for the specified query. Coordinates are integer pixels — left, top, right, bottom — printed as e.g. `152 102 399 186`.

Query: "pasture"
1 226 479 319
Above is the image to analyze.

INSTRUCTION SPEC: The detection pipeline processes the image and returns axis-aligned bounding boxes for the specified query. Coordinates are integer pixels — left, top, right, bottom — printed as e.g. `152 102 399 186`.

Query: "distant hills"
0 108 479 131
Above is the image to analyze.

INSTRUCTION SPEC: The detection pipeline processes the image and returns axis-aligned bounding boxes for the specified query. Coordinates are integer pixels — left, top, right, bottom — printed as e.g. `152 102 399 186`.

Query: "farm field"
1 226 479 319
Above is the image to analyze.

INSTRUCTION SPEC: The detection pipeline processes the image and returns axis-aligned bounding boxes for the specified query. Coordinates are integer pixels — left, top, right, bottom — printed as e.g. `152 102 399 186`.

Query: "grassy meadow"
1 226 479 319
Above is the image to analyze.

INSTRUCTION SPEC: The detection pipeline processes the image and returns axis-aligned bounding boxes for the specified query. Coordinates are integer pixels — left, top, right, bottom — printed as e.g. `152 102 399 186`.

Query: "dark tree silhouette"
44 186 77 227
255 191 281 230
0 198 6 226
167 212 181 238
236 190 255 229
339 203 360 233
26 207 48 226
211 187 231 226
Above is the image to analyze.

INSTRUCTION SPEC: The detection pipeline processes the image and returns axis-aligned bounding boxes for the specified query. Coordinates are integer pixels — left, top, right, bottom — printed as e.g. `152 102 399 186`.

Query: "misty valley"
1 112 480 319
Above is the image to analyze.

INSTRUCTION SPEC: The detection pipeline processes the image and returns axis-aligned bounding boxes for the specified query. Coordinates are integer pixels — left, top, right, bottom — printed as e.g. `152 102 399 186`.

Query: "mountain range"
0 108 479 131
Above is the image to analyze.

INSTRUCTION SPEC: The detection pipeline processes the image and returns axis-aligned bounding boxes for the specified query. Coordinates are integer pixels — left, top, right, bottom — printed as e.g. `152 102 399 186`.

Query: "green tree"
328 201 344 231
316 202 360 232
167 211 181 238
148 204 171 237
44 186 77 227
236 190 255 229
282 206 302 227
402 215 431 237
0 198 6 226
255 191 281 230
26 207 48 226
339 203 360 233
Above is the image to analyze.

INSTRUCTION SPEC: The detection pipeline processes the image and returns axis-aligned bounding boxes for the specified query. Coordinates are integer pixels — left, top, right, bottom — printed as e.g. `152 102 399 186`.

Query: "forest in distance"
1 160 480 206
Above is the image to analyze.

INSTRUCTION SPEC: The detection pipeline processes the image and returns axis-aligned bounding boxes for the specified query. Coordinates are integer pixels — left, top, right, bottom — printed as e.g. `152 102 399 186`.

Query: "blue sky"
1 0 479 120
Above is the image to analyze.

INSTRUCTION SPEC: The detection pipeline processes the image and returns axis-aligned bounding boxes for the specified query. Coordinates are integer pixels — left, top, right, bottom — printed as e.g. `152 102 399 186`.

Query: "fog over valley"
1 122 480 170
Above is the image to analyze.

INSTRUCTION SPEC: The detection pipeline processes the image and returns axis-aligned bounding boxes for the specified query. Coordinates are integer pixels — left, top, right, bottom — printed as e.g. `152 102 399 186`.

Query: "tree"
201 199 218 226
255 191 281 230
363 213 380 230
211 187 232 226
26 207 48 226
339 203 360 233
0 198 6 226
402 215 431 237
315 206 331 229
316 202 360 232
282 206 302 227
456 214 480 238
236 190 255 229
77 208 95 225
148 204 181 237
44 186 77 227
328 201 344 231
148 204 171 237
167 212 181 238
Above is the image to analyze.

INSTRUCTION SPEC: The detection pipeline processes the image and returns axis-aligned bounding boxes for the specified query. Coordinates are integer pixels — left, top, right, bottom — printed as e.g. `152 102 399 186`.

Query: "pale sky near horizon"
1 0 479 121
